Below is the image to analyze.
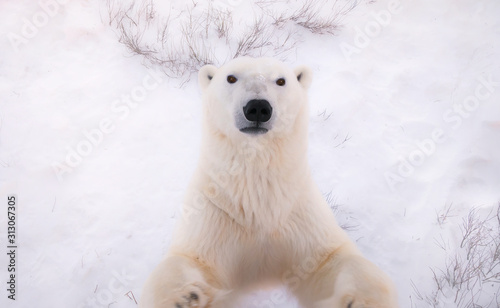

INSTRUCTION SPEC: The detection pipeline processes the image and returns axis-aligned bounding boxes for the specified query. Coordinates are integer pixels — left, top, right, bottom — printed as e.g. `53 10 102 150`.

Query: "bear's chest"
224 231 295 286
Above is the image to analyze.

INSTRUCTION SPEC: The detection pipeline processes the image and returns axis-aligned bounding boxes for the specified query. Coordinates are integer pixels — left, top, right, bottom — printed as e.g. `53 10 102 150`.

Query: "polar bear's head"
198 57 312 141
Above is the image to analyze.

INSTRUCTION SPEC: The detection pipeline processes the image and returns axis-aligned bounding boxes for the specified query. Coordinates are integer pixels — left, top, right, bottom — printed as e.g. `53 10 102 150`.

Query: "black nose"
243 99 272 123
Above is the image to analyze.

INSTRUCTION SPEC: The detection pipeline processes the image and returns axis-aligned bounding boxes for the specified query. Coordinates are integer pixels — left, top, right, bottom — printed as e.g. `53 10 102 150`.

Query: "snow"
1 0 499 307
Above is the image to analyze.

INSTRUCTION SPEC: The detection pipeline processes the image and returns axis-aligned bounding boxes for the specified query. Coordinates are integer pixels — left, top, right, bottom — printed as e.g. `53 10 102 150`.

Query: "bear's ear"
198 64 218 91
294 65 312 90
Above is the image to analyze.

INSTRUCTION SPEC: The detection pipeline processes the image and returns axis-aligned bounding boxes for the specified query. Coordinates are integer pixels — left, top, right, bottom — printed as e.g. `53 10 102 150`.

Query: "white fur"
140 57 398 308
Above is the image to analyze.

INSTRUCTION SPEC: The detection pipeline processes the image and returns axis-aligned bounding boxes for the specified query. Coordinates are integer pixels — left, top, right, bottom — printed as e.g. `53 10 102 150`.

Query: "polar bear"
140 57 398 308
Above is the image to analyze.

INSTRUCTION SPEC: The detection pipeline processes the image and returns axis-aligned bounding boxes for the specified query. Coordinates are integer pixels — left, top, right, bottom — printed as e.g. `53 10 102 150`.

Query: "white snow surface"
1 0 499 307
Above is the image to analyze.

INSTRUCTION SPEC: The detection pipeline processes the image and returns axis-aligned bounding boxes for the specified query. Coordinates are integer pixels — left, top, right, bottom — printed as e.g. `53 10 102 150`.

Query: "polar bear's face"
198 57 312 140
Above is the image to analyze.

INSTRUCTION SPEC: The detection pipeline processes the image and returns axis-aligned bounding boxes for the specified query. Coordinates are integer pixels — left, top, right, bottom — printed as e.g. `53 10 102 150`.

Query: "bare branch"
106 0 359 85
415 204 500 307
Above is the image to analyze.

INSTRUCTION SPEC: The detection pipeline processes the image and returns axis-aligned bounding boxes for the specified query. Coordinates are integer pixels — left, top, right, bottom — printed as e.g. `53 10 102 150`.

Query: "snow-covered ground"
1 0 499 307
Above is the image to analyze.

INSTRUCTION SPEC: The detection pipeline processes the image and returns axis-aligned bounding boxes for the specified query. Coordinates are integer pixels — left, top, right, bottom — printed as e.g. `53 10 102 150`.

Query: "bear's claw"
170 284 210 308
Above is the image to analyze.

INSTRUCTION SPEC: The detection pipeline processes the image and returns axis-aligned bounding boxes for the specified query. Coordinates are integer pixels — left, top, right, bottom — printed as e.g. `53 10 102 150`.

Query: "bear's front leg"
140 254 227 308
293 248 398 308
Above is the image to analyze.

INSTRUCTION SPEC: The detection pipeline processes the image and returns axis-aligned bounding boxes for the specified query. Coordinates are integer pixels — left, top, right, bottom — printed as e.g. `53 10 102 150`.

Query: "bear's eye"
276 78 286 86
227 75 238 84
